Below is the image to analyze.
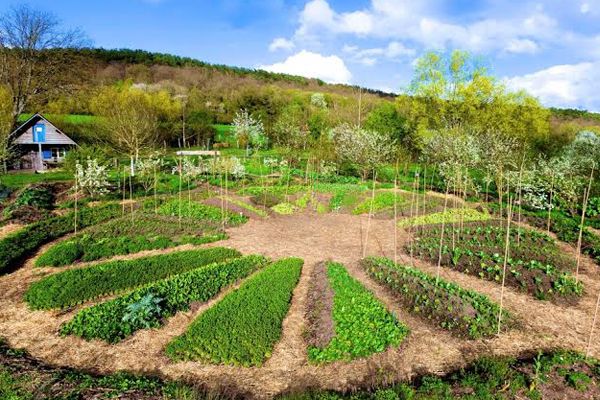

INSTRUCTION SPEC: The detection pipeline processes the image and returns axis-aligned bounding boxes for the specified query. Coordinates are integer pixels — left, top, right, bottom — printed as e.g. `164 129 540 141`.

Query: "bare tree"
0 4 88 127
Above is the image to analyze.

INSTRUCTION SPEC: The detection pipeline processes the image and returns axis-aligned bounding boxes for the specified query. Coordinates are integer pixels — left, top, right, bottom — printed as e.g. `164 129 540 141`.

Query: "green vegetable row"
362 257 511 339
25 247 241 310
157 199 247 226
35 213 226 267
166 257 303 366
60 255 268 343
308 262 408 363
410 222 581 300
0 203 121 274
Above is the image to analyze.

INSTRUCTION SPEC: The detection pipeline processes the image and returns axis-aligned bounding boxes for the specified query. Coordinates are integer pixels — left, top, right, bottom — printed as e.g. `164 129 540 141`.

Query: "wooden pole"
576 165 595 283
547 171 555 234
394 160 399 264
497 195 513 336
436 183 450 284
362 170 377 258
154 163 158 214
122 166 126 216
129 170 134 224
74 171 78 234
178 156 183 228
586 288 600 358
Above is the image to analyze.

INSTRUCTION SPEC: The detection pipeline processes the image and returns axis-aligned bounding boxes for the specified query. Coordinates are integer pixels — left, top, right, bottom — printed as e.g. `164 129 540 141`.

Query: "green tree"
364 102 409 143
403 50 550 151
0 85 12 172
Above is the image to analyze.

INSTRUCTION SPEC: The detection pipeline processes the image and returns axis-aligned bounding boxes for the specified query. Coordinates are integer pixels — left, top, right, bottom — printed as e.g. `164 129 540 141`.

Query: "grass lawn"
0 171 72 189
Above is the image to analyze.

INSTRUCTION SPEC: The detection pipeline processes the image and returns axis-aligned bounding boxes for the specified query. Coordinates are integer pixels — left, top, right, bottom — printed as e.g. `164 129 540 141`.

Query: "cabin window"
51 148 66 160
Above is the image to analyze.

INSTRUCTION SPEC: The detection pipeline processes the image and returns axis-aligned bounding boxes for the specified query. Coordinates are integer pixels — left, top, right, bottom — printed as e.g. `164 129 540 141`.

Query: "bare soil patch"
304 261 335 349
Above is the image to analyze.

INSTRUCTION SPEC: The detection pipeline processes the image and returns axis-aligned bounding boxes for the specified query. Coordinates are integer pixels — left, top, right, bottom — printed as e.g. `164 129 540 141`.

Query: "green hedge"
0 204 121 274
35 214 226 267
60 255 267 343
362 257 511 339
166 257 303 366
308 262 408 363
157 199 247 226
25 247 241 310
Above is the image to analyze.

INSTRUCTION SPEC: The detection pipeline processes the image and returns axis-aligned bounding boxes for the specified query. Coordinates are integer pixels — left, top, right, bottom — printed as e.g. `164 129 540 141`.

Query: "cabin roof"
11 113 77 146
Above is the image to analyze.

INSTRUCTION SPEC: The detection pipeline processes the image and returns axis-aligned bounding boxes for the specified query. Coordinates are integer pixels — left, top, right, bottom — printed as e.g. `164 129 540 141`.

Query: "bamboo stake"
547 171 555 234
178 157 182 228
122 166 126 216
586 288 600 358
153 163 158 214
129 171 134 224
436 183 450 284
576 164 595 283
408 170 417 265
497 195 513 336
363 170 377 258
74 171 78 234
394 160 399 264
516 159 524 246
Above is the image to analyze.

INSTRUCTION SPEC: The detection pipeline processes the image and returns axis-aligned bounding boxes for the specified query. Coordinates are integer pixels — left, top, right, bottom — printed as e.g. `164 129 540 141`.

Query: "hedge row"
361 257 511 339
308 262 408 363
60 255 268 343
166 257 303 366
0 203 121 274
35 214 226 267
157 199 247 226
25 247 241 310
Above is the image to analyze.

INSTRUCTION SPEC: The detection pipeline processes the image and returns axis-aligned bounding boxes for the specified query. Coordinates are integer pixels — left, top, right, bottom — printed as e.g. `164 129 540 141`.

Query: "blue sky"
2 0 600 111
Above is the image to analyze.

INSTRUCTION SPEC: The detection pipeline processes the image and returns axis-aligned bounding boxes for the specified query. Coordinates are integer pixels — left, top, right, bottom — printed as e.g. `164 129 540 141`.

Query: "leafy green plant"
362 257 510 338
398 208 489 228
121 293 163 329
166 257 303 366
25 247 240 310
60 255 267 342
157 199 247 225
271 202 296 215
0 203 121 274
308 262 408 363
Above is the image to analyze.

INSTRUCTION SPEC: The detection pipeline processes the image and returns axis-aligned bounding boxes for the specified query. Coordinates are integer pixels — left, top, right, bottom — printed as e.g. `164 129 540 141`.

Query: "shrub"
166 257 303 366
26 247 241 310
60 255 268 342
361 257 510 338
308 262 408 363
0 203 121 274
157 199 247 225
36 240 83 267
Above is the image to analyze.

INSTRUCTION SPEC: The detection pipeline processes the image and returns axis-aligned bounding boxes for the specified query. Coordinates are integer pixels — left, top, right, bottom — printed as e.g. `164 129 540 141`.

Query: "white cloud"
269 37 295 52
505 39 539 54
581 2 591 13
343 41 415 65
293 0 559 55
259 50 352 83
505 62 600 111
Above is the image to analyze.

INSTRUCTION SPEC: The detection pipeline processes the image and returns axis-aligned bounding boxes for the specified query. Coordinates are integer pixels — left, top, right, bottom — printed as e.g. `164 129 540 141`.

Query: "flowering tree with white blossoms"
232 109 267 149
330 123 395 180
135 153 163 193
75 158 110 197
310 92 327 109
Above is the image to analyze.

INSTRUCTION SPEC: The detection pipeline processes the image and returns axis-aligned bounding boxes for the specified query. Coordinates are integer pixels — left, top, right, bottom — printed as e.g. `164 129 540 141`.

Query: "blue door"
33 124 46 142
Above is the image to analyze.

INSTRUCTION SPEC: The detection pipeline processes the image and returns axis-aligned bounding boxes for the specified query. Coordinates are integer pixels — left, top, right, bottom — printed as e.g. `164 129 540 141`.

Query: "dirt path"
1 211 600 398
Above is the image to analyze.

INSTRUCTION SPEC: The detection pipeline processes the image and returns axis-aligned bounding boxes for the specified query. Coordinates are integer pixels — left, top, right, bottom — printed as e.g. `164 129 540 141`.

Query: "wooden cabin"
10 114 77 170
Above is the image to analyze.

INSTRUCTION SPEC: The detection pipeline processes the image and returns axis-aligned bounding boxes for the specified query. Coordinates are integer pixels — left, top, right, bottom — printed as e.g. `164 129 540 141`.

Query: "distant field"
18 114 98 124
